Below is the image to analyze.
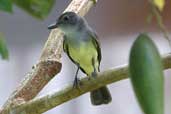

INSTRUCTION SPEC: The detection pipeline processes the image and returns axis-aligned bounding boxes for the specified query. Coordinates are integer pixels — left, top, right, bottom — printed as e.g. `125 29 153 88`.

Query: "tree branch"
3 53 171 114
0 0 97 113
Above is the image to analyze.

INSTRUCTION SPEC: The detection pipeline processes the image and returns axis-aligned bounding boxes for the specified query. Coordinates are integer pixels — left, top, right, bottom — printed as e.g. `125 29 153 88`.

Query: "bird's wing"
89 30 102 64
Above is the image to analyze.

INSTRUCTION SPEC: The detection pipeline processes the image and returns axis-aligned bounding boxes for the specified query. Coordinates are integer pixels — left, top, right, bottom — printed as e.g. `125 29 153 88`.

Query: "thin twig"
148 0 171 47
2 53 171 114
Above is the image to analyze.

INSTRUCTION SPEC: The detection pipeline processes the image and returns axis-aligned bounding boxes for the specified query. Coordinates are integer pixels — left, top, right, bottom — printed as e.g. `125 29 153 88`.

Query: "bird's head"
48 12 81 33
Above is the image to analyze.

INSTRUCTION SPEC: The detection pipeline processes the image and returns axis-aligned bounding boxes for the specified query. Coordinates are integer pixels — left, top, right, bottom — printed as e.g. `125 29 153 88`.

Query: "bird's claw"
73 78 81 89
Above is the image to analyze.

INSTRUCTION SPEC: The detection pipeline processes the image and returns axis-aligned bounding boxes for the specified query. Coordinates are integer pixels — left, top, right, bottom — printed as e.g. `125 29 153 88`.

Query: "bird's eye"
63 16 69 21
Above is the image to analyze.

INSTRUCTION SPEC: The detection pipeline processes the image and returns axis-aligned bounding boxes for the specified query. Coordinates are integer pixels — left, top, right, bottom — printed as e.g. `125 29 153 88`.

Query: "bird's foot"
91 71 97 78
73 77 81 89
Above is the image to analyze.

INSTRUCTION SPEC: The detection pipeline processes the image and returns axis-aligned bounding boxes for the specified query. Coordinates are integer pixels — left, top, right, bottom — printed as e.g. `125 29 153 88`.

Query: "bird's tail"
90 86 112 105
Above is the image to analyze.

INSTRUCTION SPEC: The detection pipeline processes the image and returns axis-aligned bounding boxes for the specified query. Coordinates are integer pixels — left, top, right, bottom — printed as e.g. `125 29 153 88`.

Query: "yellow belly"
68 41 99 76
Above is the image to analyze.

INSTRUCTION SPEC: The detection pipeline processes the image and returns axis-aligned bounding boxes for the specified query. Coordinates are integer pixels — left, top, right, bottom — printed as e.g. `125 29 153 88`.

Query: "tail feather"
90 86 112 105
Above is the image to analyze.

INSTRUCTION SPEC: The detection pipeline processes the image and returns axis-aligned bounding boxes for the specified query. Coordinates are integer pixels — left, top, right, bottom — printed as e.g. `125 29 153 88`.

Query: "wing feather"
89 30 102 64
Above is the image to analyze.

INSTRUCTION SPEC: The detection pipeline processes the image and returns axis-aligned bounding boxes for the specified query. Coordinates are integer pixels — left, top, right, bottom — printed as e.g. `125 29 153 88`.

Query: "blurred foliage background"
0 0 55 60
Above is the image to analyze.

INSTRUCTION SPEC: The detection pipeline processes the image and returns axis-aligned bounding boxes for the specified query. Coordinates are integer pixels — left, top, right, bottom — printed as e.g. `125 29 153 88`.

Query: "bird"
48 12 112 105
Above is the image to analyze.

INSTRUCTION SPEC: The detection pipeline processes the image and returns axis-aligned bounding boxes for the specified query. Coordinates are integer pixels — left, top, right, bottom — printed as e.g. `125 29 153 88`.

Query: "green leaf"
129 33 164 114
13 0 55 19
0 34 9 60
0 0 12 13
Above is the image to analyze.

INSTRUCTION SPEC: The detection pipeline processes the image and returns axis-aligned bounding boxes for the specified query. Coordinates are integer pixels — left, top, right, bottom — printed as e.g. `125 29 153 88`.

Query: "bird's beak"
48 22 58 30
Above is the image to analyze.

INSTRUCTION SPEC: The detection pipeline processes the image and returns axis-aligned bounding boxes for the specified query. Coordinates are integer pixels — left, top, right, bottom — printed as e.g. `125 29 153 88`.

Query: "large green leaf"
0 34 9 60
14 0 55 19
129 33 164 114
0 0 12 13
